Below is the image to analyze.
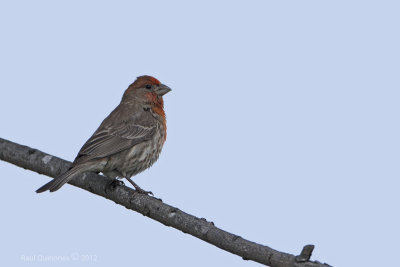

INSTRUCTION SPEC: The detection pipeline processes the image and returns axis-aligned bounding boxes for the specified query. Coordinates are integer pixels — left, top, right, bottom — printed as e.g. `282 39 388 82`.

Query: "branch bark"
0 137 331 267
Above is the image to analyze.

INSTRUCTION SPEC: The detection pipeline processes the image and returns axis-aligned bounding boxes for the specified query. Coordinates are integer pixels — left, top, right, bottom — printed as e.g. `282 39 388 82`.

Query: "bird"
36 75 171 194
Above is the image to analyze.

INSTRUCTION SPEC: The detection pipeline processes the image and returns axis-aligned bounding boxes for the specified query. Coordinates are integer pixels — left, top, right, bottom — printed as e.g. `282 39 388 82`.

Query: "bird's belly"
105 131 165 178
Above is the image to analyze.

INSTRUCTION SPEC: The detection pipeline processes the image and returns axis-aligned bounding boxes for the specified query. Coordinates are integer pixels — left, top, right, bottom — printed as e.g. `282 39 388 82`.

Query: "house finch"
36 75 171 194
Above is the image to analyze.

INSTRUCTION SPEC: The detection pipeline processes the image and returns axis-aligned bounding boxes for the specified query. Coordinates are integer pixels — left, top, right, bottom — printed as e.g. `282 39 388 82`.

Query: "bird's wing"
78 124 156 159
73 105 156 163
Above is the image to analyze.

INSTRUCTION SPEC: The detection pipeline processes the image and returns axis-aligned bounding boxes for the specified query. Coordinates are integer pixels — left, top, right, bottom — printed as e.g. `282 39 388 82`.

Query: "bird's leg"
125 177 153 196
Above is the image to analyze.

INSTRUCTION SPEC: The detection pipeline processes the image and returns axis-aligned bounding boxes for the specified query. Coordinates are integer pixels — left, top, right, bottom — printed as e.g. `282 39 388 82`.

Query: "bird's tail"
36 165 87 193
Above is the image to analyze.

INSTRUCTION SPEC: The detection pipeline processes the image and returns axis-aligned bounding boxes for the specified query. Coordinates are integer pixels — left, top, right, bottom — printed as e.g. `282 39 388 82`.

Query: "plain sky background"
0 1 399 266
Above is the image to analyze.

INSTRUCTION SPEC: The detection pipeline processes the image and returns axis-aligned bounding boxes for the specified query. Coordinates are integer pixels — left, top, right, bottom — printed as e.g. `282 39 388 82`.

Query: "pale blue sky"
1 1 399 266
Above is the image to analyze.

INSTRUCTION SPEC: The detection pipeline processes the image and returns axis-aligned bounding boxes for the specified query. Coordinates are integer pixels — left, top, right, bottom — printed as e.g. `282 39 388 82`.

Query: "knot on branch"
295 244 314 263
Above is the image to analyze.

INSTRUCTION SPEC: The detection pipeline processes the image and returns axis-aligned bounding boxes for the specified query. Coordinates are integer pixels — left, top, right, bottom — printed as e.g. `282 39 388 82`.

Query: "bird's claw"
125 177 153 196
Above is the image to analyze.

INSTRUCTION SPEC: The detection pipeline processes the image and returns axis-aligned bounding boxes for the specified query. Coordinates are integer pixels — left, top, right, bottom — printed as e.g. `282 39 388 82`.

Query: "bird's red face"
125 76 171 101
123 75 171 118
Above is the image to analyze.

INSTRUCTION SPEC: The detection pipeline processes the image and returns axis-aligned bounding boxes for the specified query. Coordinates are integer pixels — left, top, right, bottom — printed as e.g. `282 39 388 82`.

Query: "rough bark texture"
0 137 331 267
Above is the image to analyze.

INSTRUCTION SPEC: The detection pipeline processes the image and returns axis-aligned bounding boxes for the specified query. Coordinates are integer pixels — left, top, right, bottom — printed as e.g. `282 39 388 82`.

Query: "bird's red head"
130 75 161 88
123 76 171 102
123 75 171 118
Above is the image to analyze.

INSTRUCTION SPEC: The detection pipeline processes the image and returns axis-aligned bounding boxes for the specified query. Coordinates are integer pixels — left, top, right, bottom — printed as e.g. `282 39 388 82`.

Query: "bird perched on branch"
36 75 171 195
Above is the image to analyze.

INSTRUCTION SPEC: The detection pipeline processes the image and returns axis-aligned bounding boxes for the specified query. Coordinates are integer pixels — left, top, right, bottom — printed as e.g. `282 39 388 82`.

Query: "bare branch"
0 137 331 267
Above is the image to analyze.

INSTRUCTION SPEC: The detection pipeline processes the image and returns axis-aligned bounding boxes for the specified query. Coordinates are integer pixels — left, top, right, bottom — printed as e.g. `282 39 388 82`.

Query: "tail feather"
36 166 87 193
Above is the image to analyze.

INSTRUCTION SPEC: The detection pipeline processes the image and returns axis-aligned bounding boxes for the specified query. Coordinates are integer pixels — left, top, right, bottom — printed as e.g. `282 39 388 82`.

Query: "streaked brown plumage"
36 75 171 194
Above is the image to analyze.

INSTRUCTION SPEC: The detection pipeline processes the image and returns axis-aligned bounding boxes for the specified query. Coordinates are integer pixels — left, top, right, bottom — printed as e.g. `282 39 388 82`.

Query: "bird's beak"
156 84 172 96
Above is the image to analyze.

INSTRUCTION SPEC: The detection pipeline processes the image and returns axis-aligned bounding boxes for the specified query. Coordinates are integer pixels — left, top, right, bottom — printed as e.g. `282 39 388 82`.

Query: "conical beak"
156 84 172 96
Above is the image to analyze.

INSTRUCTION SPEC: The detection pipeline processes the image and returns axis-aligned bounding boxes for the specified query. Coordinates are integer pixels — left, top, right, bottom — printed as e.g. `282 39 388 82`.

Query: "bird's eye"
145 84 152 89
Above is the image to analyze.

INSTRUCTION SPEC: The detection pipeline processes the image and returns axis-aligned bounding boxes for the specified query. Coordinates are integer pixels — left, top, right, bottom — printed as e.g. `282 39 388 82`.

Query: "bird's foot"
125 177 153 196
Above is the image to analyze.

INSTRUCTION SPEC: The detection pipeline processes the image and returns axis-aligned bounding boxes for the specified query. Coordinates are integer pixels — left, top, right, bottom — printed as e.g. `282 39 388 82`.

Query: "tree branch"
0 137 331 267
